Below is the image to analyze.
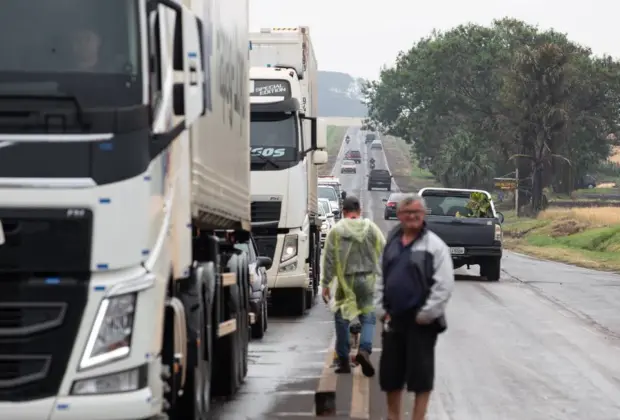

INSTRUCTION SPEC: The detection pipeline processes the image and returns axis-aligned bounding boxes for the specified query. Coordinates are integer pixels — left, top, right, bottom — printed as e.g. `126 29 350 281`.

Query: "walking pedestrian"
375 193 454 420
321 195 386 376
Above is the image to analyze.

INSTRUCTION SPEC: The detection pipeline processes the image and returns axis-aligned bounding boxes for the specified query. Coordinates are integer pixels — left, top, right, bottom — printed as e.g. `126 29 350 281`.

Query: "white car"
370 139 383 150
340 159 357 174
319 185 342 219
318 199 336 247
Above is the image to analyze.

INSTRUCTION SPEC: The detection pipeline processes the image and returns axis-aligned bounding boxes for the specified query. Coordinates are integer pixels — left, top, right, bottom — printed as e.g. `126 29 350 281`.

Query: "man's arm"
321 228 337 288
419 241 454 320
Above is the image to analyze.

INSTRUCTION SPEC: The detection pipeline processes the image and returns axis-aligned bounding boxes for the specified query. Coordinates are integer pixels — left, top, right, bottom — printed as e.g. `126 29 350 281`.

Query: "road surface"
210 127 620 419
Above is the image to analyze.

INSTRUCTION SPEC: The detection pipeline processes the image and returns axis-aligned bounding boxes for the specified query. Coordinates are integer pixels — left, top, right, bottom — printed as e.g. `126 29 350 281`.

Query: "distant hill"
318 71 368 118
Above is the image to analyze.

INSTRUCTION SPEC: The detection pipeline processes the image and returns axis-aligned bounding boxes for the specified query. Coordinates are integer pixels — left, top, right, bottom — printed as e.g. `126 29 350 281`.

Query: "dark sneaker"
355 350 375 377
335 357 351 374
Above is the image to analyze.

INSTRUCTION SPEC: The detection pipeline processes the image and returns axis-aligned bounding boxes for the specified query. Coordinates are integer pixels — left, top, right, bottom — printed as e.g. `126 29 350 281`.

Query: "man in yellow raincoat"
321 196 386 376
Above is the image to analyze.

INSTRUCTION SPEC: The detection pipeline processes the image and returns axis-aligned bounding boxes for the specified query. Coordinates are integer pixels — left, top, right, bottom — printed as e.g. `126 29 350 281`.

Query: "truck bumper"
267 259 308 289
0 381 158 420
450 245 502 264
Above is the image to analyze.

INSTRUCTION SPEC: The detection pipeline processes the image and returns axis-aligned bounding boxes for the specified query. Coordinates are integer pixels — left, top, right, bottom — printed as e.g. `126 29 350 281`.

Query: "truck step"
218 319 237 337
222 272 236 287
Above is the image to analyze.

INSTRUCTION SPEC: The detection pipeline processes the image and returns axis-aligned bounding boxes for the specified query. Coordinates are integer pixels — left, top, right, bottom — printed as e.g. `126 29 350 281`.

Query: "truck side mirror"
149 0 205 160
497 212 505 224
315 118 327 149
341 191 347 199
257 256 273 270
313 150 328 165
172 8 205 123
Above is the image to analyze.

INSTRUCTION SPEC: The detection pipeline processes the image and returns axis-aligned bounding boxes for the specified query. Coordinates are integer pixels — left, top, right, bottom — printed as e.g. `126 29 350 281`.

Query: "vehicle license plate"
450 247 465 255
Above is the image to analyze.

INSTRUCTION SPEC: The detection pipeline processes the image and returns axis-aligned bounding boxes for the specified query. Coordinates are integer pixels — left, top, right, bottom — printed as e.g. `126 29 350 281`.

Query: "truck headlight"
71 364 147 395
494 224 502 241
80 293 136 370
321 221 328 231
281 234 298 263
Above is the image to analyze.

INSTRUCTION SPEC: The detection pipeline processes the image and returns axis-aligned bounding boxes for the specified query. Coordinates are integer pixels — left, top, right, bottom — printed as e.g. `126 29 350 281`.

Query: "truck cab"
248 65 327 315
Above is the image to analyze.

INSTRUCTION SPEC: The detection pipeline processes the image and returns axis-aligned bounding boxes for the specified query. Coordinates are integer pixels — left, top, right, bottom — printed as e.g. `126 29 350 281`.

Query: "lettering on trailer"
251 147 286 157
215 3 246 130
250 80 291 98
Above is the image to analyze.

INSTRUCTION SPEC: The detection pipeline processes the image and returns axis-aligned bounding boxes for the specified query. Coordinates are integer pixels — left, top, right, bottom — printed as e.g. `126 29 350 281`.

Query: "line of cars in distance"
318 176 346 247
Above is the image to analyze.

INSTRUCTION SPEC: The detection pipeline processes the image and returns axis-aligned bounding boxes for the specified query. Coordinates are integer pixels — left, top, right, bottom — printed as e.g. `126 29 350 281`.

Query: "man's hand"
322 287 330 304
415 312 434 325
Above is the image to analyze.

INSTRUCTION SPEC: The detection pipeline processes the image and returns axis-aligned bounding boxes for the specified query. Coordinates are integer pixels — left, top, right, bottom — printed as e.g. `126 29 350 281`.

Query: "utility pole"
515 167 519 217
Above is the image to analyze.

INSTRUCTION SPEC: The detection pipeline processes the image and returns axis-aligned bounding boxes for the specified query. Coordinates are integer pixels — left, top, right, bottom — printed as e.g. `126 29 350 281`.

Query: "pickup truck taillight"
494 224 502 241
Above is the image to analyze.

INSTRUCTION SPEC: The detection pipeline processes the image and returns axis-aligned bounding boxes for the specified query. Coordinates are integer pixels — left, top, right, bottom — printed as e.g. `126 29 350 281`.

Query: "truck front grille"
0 275 88 402
0 206 91 401
0 208 92 273
251 201 281 224
253 235 277 260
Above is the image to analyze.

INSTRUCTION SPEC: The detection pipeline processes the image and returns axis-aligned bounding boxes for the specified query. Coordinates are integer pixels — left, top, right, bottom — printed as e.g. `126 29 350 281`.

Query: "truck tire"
251 298 266 339
294 288 307 316
482 257 501 281
212 257 241 398
237 252 250 378
174 265 210 419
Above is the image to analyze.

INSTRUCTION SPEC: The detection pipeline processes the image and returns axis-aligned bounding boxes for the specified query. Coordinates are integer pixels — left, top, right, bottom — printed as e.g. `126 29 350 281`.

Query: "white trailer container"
0 0 254 418
249 27 327 315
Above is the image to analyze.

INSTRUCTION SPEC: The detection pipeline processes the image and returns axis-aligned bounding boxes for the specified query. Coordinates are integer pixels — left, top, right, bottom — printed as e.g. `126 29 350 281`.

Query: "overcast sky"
250 0 617 80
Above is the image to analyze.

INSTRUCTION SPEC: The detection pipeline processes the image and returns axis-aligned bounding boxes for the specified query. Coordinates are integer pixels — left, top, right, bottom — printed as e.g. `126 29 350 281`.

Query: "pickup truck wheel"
482 257 501 281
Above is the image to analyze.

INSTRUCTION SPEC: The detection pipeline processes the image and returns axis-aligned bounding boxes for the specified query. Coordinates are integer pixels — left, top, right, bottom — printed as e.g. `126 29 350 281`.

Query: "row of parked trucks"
1 0 325 418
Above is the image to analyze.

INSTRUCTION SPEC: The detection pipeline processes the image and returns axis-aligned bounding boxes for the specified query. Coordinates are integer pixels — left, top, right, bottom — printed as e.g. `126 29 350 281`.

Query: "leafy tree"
364 18 620 213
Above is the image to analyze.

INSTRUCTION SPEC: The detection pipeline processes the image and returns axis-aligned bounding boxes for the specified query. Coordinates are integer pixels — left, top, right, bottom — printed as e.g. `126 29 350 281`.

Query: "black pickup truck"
420 188 504 281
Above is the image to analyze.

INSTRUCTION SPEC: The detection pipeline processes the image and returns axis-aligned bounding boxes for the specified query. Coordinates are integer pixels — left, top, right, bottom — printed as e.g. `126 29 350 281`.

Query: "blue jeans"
335 310 376 359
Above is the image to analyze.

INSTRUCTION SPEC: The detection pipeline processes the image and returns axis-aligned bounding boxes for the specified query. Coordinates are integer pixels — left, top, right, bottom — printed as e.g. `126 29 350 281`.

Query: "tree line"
362 18 620 211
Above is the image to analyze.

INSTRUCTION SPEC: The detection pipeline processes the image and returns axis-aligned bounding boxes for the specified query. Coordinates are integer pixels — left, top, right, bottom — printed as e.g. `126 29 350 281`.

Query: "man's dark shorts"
379 312 438 393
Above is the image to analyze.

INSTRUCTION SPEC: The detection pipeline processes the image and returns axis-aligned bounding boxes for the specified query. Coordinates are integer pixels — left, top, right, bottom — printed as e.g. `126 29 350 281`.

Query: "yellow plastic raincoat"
321 218 386 320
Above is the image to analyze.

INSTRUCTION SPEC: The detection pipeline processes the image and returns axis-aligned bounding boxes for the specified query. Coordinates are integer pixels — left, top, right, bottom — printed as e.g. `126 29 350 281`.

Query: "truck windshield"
250 113 299 169
422 192 493 218
0 0 141 107
319 186 338 201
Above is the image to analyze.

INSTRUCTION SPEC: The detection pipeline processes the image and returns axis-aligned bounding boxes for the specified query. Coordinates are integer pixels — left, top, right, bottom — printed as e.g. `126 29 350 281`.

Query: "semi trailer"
248 26 327 315
0 0 253 418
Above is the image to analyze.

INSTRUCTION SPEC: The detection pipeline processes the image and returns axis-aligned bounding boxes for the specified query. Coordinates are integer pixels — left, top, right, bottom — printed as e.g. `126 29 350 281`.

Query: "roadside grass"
382 136 439 190
319 125 347 175
503 207 620 271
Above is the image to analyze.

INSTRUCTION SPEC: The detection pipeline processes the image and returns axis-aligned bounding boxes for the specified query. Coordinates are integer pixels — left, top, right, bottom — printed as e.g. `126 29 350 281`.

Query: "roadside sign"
494 178 517 191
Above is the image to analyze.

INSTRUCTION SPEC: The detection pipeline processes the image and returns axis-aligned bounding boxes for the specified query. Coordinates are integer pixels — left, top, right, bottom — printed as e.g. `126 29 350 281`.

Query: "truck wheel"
251 299 266 339
314 237 321 298
212 259 241 398
482 257 501 281
235 253 250 380
175 266 210 420
294 288 307 316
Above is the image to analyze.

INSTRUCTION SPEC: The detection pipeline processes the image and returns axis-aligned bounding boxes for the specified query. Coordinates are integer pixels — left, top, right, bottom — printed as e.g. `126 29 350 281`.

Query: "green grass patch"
326 126 347 157
503 208 620 271
385 136 439 188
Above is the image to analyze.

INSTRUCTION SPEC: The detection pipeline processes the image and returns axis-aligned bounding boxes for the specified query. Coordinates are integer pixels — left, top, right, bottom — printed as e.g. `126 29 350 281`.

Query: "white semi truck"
0 0 255 419
248 27 327 315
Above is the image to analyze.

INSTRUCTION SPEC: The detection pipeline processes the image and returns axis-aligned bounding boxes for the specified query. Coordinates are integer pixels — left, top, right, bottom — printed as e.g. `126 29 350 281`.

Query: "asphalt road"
210 128 620 419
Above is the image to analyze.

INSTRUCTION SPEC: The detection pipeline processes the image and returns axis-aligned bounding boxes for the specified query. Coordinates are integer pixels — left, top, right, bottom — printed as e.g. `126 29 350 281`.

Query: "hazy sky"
250 0 617 80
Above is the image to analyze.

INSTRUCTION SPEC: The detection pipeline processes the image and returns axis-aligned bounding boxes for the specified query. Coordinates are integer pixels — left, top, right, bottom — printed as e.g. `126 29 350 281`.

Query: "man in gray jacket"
375 193 454 420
